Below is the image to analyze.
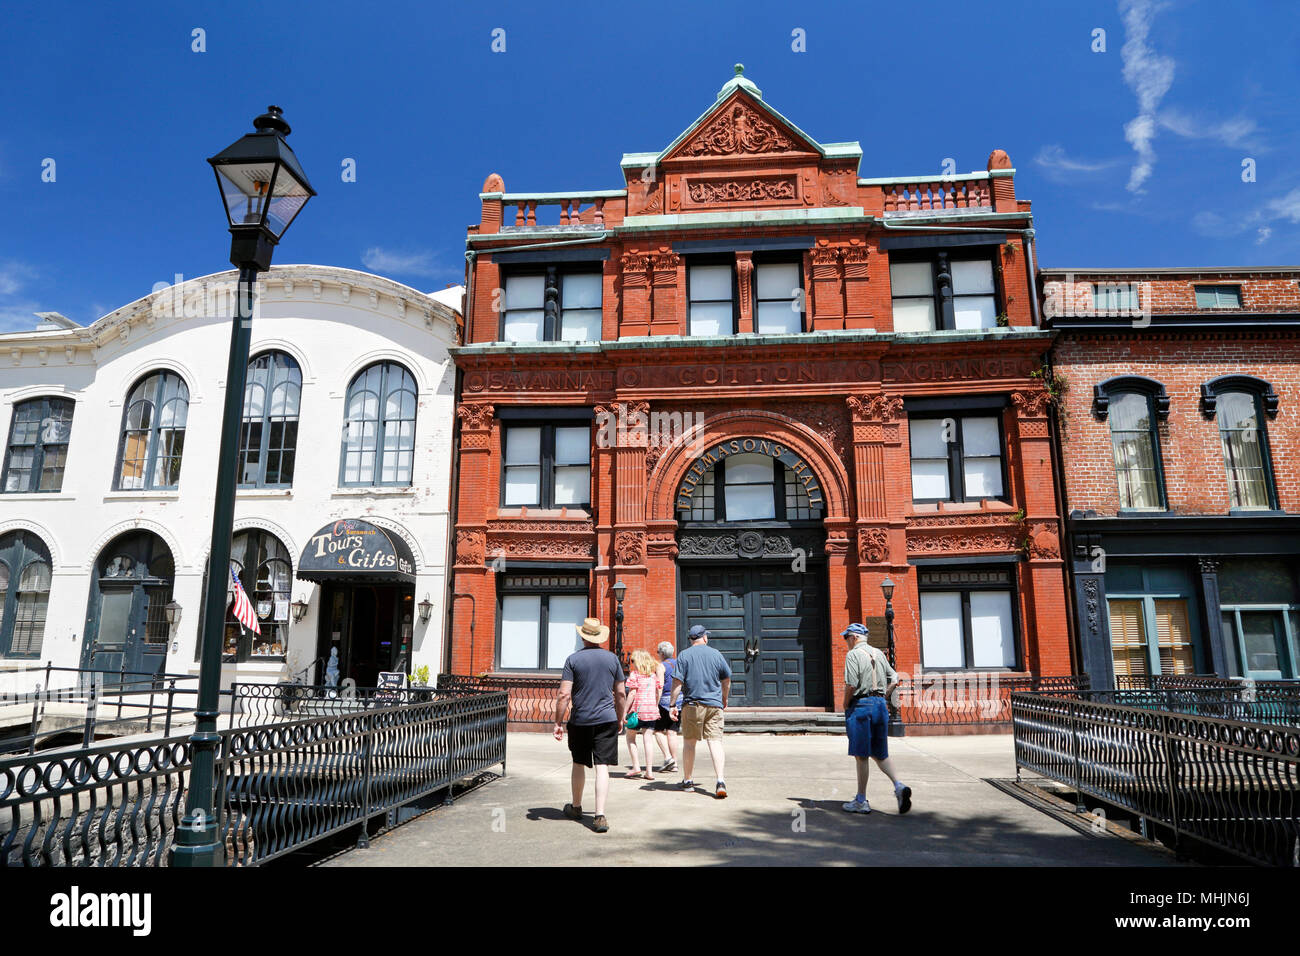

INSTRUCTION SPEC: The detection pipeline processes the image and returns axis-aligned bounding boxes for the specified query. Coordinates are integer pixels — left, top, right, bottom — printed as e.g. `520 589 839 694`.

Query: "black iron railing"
437 674 562 726
895 674 1091 727
1012 691 1300 866
0 689 507 867
0 665 201 754
229 682 439 727
1050 685 1300 727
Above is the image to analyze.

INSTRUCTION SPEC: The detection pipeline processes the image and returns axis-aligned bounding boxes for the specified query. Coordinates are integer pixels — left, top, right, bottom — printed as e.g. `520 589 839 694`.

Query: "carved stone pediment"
678 529 823 560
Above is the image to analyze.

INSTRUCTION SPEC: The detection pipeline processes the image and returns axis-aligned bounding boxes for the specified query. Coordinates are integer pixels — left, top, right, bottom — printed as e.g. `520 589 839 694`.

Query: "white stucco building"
0 265 460 693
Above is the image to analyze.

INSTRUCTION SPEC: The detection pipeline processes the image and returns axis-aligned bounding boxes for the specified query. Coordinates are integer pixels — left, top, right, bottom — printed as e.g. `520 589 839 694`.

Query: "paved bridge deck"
322 732 1180 867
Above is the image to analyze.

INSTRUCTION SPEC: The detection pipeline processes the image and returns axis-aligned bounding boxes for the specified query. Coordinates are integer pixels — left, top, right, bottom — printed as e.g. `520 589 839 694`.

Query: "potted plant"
409 664 431 688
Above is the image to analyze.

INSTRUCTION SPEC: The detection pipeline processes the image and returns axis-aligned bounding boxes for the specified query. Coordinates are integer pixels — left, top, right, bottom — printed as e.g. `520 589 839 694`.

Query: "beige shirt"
844 642 897 696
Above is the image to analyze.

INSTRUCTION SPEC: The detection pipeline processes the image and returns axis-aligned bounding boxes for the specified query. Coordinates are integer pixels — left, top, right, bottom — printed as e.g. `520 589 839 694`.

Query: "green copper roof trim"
449 326 1053 357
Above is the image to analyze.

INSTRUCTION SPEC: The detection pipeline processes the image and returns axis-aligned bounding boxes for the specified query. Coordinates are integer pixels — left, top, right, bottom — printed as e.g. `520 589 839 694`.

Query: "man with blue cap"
840 622 911 814
669 623 732 798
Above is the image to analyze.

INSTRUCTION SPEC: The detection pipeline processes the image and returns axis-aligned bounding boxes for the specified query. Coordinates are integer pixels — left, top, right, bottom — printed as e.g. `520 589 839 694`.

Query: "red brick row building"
1044 268 1300 685
446 67 1072 715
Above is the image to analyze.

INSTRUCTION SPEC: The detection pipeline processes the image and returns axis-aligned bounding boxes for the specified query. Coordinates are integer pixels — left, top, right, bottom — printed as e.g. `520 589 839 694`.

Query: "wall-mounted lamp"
164 600 183 628
291 594 309 623
418 593 434 624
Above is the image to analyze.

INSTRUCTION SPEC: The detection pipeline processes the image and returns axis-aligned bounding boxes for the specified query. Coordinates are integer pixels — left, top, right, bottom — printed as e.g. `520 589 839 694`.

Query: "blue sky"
1 0 1298 331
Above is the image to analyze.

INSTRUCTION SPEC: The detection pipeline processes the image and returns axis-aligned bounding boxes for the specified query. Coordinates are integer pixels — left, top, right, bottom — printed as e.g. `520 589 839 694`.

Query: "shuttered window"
1108 599 1148 678
1154 599 1194 675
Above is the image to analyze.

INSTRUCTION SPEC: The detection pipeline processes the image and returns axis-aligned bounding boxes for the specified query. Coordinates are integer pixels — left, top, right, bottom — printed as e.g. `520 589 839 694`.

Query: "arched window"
115 371 189 490
239 351 302 487
0 531 53 658
680 453 822 522
1202 376 1279 511
340 362 417 486
3 397 74 493
1094 376 1170 511
224 530 292 661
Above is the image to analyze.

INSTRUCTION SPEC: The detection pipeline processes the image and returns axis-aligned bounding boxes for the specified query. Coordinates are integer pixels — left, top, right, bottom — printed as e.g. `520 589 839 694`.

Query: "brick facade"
448 69 1073 721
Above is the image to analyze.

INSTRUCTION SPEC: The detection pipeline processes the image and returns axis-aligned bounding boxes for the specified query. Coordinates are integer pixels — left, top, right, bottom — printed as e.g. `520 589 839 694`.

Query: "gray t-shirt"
561 646 625 725
674 642 732 708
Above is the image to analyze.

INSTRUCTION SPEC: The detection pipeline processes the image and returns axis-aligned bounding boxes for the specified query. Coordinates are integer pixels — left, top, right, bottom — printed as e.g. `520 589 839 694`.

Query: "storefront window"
1105 564 1199 681
497 573 588 671
918 567 1018 670
1217 559 1299 679
224 530 292 661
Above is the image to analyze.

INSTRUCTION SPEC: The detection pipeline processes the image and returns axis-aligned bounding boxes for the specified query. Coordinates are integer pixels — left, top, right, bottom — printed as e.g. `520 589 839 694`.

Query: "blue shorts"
846 696 889 759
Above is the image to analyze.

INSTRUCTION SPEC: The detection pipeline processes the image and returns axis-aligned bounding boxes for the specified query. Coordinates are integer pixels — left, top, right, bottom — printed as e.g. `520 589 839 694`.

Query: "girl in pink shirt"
624 649 664 780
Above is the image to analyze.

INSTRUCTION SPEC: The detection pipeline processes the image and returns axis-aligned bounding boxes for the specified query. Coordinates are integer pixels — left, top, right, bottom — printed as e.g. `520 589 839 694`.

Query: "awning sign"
298 519 417 584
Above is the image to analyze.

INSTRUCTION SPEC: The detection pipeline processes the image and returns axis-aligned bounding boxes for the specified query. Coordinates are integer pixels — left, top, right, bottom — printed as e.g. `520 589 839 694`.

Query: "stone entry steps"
724 709 845 735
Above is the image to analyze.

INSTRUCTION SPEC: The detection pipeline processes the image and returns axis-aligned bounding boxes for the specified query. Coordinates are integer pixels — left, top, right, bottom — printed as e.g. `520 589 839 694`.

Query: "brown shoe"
563 803 582 821
593 815 609 833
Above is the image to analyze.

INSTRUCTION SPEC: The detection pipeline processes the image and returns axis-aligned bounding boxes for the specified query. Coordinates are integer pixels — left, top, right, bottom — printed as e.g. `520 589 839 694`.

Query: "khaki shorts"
681 703 724 741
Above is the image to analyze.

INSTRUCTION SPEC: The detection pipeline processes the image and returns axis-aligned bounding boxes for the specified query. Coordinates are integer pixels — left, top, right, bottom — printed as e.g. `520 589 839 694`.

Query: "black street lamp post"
170 106 314 867
880 576 902 734
612 580 627 669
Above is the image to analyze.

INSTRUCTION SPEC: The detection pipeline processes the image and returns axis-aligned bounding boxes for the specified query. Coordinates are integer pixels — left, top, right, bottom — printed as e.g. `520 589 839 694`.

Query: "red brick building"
1043 267 1300 686
448 67 1072 721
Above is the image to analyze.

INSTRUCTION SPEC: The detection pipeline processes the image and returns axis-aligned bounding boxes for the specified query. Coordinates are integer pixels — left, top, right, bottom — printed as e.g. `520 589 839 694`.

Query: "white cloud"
1157 109 1260 150
1190 186 1300 238
360 247 444 278
0 260 38 297
1261 187 1300 224
1120 0 1176 192
1256 226 1272 245
1034 144 1120 175
0 301 42 333
0 261 42 332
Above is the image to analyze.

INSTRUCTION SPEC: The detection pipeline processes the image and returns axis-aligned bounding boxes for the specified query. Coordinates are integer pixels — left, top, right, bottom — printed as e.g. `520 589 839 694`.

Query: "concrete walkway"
322 732 1178 867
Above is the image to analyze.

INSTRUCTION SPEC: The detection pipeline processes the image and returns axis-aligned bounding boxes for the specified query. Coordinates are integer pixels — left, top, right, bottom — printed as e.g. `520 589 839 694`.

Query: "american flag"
230 564 261 635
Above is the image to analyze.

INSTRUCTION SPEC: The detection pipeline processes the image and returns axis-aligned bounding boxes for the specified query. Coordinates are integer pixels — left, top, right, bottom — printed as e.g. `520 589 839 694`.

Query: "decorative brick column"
452 402 494 674
735 251 755 333
810 241 843 329
842 241 872 329
620 251 651 337
1011 388 1070 676
650 249 682 336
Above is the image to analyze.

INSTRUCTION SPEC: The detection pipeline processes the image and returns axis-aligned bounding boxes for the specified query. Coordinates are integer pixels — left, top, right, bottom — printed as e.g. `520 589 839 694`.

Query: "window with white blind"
688 263 735 336
918 568 1018 670
502 422 591 509
753 261 804 334
1194 284 1242 309
501 268 603 342
890 254 999 332
1216 391 1273 510
497 572 589 671
1108 392 1165 510
909 415 1005 503
1093 283 1140 313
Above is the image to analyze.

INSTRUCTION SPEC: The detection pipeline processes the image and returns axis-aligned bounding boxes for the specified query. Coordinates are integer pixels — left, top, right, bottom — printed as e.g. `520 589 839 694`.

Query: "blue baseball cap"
688 624 709 639
841 623 869 638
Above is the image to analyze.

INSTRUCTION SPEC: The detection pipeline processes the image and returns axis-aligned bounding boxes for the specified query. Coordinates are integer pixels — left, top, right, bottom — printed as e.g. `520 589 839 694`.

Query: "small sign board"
373 670 407 705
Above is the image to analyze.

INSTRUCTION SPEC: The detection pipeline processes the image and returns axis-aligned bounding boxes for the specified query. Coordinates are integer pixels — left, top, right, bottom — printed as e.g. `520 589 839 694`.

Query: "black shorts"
567 721 620 767
653 704 680 733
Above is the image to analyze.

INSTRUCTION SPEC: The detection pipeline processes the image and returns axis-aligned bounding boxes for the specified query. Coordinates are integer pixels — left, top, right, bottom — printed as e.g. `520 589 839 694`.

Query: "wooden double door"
678 564 828 707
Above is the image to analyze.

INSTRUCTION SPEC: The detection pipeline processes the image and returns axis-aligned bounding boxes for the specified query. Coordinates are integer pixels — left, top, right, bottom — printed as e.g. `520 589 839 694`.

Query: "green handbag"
626 711 640 729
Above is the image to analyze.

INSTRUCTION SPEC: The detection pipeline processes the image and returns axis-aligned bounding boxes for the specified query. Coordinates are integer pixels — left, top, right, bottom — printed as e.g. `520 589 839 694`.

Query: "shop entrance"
317 584 414 687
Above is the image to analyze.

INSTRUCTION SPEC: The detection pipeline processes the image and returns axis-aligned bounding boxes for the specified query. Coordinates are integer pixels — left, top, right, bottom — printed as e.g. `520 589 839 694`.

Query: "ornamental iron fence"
0 689 507 867
230 682 439 727
1012 691 1300 866
437 674 562 726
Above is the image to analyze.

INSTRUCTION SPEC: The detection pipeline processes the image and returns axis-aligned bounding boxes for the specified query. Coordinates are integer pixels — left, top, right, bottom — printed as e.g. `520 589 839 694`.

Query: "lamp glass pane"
215 164 273 226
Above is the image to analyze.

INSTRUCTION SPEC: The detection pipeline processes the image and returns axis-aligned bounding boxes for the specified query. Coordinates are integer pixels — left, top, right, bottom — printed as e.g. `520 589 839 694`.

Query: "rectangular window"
1194 284 1242 309
908 414 1005 503
502 422 591 509
1109 596 1196 680
753 261 804 334
918 568 1018 670
890 254 999 332
501 268 603 342
688 263 735 336
497 573 589 671
1093 283 1140 313
1108 392 1164 510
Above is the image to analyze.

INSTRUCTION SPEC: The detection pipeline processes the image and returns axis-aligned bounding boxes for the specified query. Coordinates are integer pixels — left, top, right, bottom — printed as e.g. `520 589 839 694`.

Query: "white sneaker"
841 797 872 814
895 784 912 814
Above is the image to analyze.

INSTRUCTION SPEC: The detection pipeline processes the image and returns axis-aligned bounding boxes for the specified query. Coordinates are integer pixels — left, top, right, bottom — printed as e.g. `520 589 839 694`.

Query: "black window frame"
1202 376 1280 512
238 350 303 489
917 565 1022 672
907 412 1009 505
1194 284 1243 309
2 396 75 494
1093 376 1170 512
338 361 418 488
500 419 592 511
686 255 738 337
113 371 189 491
750 254 806 335
498 265 604 343
495 570 591 673
0 530 53 659
219 529 293 663
889 250 1002 332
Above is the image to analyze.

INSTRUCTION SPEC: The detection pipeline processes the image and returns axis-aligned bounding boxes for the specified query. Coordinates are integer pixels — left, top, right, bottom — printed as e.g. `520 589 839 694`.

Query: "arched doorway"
83 531 175 681
674 437 830 707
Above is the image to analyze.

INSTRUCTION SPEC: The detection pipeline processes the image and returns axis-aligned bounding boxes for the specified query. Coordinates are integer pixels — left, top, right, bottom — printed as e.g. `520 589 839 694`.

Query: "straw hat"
575 617 611 644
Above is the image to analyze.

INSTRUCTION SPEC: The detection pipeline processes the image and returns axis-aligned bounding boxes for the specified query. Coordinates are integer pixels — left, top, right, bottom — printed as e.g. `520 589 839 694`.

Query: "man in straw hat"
554 616 627 833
